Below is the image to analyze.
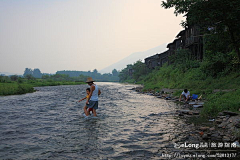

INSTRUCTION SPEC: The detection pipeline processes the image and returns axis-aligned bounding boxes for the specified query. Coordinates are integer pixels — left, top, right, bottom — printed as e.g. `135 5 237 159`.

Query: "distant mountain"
99 44 167 73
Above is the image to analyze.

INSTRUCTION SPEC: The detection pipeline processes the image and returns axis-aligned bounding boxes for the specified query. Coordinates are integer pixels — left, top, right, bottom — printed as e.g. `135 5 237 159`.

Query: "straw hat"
86 77 95 83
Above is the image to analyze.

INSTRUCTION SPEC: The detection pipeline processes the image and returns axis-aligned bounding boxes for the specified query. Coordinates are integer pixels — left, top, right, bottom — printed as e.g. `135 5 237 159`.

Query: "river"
0 82 187 159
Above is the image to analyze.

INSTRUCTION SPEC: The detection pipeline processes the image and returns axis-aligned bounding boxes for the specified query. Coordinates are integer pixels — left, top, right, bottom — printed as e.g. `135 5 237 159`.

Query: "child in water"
78 88 93 116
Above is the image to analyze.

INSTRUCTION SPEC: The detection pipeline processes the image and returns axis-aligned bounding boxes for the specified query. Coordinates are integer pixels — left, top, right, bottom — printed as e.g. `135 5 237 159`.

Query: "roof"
167 42 173 48
176 30 185 38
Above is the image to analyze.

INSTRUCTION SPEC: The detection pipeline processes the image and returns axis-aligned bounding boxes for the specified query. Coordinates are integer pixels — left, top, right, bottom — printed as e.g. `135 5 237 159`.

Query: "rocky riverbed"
133 86 240 159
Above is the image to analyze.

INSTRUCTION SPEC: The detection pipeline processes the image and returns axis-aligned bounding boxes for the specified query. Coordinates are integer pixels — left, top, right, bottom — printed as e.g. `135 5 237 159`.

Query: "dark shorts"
183 95 190 100
86 100 98 110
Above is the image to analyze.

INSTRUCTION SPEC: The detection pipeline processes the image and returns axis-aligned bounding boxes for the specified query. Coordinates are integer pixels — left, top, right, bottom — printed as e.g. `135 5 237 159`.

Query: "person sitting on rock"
179 89 190 102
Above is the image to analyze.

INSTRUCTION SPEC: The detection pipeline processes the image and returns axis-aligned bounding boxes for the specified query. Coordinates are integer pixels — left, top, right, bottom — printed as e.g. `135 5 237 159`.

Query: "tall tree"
112 69 119 76
33 68 42 78
10 75 19 81
132 61 147 81
23 68 33 77
162 0 240 60
93 69 98 74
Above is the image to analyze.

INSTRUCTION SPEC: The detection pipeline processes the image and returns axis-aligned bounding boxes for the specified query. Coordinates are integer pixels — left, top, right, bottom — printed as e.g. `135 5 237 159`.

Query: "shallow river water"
0 83 187 159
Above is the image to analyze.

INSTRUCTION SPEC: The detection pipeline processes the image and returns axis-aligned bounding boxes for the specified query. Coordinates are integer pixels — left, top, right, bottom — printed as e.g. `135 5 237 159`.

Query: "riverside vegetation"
119 50 239 118
0 74 85 96
119 0 240 118
1 68 120 96
119 51 240 145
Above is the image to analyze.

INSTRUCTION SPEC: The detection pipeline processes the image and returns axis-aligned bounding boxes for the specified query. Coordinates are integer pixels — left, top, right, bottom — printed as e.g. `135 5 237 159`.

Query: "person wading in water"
85 77 101 117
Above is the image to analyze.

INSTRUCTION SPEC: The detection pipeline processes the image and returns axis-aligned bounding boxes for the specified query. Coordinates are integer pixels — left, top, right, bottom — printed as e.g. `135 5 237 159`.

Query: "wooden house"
184 25 203 60
167 38 182 64
168 26 203 60
145 54 159 69
145 51 168 69
176 30 186 48
158 51 168 67
144 25 203 70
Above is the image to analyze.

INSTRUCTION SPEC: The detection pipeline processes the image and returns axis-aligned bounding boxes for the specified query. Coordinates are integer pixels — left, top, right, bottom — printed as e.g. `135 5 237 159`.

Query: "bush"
119 49 240 116
0 80 85 96
0 83 35 96
201 90 240 117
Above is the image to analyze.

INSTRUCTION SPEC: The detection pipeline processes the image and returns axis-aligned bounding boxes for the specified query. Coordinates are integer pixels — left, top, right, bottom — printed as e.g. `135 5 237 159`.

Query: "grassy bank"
143 65 239 90
0 83 35 96
0 80 85 96
145 67 240 117
121 63 240 117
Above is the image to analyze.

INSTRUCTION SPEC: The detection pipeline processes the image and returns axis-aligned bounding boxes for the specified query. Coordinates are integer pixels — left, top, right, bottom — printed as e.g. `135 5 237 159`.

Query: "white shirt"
182 91 190 97
90 84 98 101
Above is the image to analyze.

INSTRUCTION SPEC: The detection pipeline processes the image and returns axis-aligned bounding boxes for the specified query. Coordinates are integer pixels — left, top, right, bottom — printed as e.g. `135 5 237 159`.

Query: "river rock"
199 127 210 131
178 110 190 114
235 123 240 128
218 122 228 128
193 105 203 108
211 133 222 141
193 111 200 115
188 111 193 115
211 133 219 137
218 112 224 116
222 136 231 142
220 132 225 136
223 117 229 121
219 116 227 119
209 127 215 131
229 116 240 123
189 102 196 105
202 134 209 140
162 94 168 97
147 93 153 96
188 111 200 115
215 119 222 124
179 113 184 116
223 111 239 116
165 97 171 100
226 123 234 129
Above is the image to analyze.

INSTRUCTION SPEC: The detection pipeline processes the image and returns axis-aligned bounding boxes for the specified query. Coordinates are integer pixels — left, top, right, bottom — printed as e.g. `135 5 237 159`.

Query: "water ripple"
0 83 185 159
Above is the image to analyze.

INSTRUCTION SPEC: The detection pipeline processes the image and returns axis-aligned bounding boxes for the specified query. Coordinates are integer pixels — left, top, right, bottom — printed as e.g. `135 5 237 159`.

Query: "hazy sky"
0 0 184 74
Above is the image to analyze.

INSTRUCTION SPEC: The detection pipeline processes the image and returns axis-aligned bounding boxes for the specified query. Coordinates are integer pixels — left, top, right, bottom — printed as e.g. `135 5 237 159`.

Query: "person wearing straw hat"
85 77 101 117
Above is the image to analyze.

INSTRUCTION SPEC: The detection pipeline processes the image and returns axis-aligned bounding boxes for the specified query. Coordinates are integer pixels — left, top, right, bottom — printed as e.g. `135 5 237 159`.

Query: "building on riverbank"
145 51 168 69
145 25 203 68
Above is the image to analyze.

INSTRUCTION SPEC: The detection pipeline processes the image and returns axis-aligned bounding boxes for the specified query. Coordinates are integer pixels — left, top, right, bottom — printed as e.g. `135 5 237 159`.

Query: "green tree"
162 0 240 60
0 75 10 83
112 69 119 76
42 75 50 79
33 68 42 78
17 77 23 83
119 61 149 82
132 61 147 81
23 68 33 77
93 69 98 74
79 74 87 81
25 74 35 80
10 75 19 81
119 65 133 82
